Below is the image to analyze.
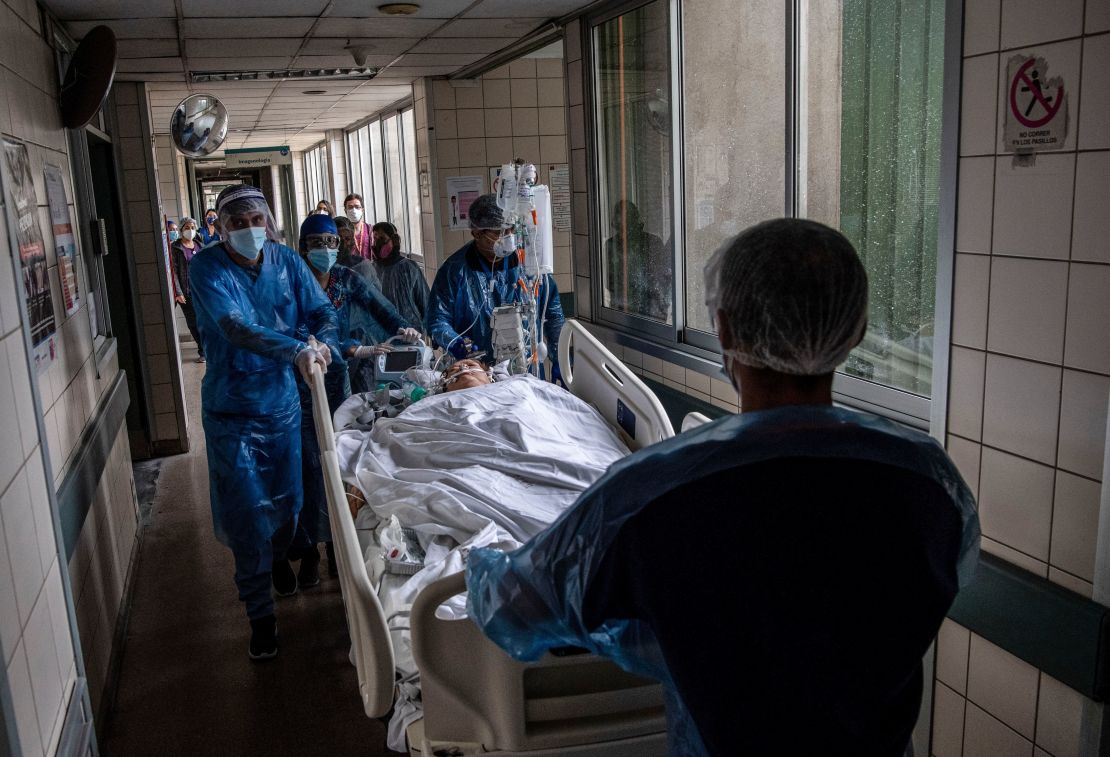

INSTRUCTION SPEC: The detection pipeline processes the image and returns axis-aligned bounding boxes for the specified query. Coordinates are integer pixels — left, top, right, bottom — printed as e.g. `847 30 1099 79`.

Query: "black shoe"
272 559 298 596
248 615 278 660
298 546 321 589
325 542 338 577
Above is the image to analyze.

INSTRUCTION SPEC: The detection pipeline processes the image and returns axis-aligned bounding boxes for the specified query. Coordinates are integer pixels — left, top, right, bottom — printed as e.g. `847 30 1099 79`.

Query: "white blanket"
333 375 630 750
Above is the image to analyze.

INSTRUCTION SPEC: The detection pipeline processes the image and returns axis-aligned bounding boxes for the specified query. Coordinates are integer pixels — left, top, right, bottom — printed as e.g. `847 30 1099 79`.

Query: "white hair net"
215 184 282 242
467 193 505 231
704 218 868 376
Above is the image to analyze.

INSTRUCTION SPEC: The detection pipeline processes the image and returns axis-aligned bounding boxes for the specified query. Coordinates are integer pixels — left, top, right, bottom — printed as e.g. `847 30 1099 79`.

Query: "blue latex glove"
550 362 564 387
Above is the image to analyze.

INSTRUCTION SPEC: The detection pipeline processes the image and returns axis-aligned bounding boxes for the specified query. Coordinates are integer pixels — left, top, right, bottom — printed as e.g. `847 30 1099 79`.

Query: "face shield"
215 185 282 259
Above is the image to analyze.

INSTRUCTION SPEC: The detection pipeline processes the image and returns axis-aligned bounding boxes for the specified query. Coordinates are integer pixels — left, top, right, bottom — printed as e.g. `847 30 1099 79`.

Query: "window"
303 142 328 213
588 0 953 422
345 105 424 257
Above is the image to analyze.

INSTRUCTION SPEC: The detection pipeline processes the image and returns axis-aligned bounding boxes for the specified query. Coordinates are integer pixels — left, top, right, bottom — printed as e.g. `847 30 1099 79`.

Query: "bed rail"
307 363 396 719
558 320 673 450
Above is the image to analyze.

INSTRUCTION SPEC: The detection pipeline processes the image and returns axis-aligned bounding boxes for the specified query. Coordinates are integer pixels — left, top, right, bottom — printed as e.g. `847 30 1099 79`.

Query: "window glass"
368 121 387 226
382 113 405 233
401 108 423 257
803 0 945 397
594 0 675 325
681 0 786 334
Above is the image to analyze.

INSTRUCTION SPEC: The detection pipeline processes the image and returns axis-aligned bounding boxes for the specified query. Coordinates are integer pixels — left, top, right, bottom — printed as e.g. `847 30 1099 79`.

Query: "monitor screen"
383 350 421 373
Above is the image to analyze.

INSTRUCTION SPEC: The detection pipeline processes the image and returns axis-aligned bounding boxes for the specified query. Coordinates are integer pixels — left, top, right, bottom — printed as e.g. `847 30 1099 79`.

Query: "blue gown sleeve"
541 274 565 365
190 257 310 364
347 272 408 354
425 264 464 353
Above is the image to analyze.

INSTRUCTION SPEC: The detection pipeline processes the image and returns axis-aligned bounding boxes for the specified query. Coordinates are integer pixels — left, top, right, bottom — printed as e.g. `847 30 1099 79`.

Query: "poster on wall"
445 175 483 230
548 164 571 232
44 163 81 317
3 138 56 372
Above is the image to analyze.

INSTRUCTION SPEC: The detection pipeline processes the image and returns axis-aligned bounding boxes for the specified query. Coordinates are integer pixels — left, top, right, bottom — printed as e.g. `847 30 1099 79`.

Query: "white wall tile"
453 82 483 109
987 256 1068 363
510 77 537 108
537 77 565 108
1057 369 1110 479
433 109 457 140
961 54 1000 156
0 511 19 666
991 153 1075 259
967 633 1040 738
431 79 455 108
455 108 484 139
933 682 967 757
25 587 63 748
511 107 539 136
24 453 55 578
965 0 1001 55
1049 471 1100 581
952 253 991 348
509 57 536 79
1035 673 1085 757
1089 0 1110 32
1078 33 1110 149
996 40 1082 153
1049 566 1093 596
1000 0 1083 48
956 157 995 254
44 562 74 698
936 618 971 694
436 139 459 169
1 467 44 627
948 347 986 440
6 640 43 757
947 435 983 499
0 336 26 490
457 137 485 167
483 108 512 138
982 354 1061 464
538 108 566 137
1071 150 1110 263
511 136 539 162
982 535 1049 575
978 447 1055 560
964 702 1034 757
1064 263 1110 374
482 79 510 109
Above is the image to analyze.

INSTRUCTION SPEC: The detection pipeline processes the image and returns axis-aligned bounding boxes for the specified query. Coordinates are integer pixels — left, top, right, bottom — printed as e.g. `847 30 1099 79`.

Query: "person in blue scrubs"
290 213 419 583
188 185 340 661
425 194 564 379
466 219 980 755
199 207 220 246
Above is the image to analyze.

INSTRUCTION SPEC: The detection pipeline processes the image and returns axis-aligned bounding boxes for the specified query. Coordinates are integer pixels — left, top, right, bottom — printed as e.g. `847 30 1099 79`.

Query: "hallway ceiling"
48 0 587 150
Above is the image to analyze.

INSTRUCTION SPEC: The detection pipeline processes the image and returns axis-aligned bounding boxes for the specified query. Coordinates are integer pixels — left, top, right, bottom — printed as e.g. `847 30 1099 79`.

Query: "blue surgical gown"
188 240 340 557
425 241 564 363
295 264 411 543
466 405 980 756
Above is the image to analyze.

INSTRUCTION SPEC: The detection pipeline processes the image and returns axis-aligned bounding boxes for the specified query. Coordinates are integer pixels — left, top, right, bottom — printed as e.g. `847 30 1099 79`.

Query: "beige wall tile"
535 57 563 79
1088 0 1110 32
948 346 986 440
431 79 455 108
511 136 539 162
483 108 512 138
1049 471 1101 581
947 435 983 499
952 253 990 349
965 0 1001 54
961 54 999 156
662 360 685 383
539 135 567 165
987 257 1068 363
956 157 995 254
436 139 459 169
457 137 485 167
1078 33 1110 150
978 448 1055 560
455 108 485 139
1057 369 1110 479
485 137 514 165
509 57 536 79
936 619 972 695
511 107 539 136
433 109 457 140
933 681 967 757
1064 263 1110 374
453 82 483 109
964 702 1034 757
991 154 1075 260
1047 567 1093 596
1000 0 1084 48
537 107 566 136
982 354 1061 464
510 77 537 108
7 641 43 757
482 79 511 109
967 634 1039 738
537 77 565 108
1071 150 1110 263
1035 673 1085 757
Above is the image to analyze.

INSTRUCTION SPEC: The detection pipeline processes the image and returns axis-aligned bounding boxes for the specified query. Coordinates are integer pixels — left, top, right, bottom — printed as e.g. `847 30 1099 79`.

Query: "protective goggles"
304 234 341 249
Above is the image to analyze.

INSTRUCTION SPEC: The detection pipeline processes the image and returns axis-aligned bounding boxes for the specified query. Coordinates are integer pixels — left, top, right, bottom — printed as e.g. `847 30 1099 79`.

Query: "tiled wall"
413 77 436 281
425 52 573 295
0 1 140 753
935 0 1110 753
153 134 186 224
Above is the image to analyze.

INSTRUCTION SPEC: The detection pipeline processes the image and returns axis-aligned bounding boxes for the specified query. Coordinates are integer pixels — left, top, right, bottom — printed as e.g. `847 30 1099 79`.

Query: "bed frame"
308 319 673 755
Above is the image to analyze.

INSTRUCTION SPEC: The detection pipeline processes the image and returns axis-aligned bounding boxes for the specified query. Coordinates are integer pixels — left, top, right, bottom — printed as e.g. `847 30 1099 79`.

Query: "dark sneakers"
298 546 321 589
248 615 278 660
272 558 298 596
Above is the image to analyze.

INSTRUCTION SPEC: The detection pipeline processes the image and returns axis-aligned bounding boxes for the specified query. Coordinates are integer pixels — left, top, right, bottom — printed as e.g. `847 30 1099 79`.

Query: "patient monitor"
374 337 433 387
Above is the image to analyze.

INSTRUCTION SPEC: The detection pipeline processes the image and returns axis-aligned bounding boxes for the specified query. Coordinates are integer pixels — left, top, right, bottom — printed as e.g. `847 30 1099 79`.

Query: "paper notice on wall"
445 175 484 230
548 164 571 232
44 163 81 317
3 139 56 372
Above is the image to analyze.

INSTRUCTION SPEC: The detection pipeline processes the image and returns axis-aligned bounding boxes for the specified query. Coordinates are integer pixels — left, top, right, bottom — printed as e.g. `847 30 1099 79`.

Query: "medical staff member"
188 185 340 661
199 207 220 245
350 221 429 329
343 193 371 258
291 213 420 582
170 216 204 362
425 194 565 378
466 219 980 756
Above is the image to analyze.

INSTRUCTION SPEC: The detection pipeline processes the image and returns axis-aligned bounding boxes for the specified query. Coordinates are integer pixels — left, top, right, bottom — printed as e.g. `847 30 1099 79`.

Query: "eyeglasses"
305 234 340 249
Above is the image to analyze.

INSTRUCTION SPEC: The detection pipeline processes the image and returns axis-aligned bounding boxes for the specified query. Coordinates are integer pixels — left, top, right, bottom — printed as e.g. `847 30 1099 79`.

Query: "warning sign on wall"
1003 54 1067 152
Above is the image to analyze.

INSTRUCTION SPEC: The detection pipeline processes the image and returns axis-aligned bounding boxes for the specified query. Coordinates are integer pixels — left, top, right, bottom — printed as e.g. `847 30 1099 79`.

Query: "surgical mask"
228 226 267 260
182 229 196 241
493 233 516 259
373 241 394 260
316 209 330 215
168 230 179 242
205 215 217 225
307 247 338 273
346 207 363 223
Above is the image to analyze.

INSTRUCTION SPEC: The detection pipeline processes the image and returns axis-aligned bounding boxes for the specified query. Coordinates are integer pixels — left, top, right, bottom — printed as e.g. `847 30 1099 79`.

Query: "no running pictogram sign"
1004 54 1067 152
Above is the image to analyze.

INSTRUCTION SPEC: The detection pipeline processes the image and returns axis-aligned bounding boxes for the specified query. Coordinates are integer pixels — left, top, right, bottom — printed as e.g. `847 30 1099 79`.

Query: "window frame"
302 141 328 215
583 0 962 430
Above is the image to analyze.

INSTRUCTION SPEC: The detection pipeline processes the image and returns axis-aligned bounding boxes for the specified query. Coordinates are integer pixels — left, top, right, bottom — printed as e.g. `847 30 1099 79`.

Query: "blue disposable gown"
425 241 564 363
188 240 340 557
295 264 410 543
466 405 980 755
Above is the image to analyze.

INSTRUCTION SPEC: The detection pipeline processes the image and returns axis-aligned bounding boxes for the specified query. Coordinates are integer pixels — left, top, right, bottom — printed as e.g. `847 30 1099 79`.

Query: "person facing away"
170 216 205 362
286 212 420 585
187 184 341 661
425 193 565 380
349 221 429 330
199 207 221 246
604 200 671 321
465 218 980 756
343 192 372 259
315 199 334 217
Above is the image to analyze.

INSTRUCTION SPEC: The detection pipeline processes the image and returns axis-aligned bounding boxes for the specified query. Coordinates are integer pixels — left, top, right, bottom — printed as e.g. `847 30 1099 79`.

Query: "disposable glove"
296 345 328 384
353 344 392 359
397 327 421 343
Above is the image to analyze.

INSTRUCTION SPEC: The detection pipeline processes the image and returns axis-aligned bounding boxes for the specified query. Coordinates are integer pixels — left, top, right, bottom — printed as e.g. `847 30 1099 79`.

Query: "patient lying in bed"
333 373 630 749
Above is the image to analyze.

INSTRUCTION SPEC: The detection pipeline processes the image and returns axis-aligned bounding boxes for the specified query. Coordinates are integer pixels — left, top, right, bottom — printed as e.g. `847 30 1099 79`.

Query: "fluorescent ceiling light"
190 67 379 83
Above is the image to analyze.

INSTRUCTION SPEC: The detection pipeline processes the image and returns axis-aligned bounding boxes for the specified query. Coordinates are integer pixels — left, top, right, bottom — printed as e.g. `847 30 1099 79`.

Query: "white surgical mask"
182 229 196 241
493 233 516 259
228 227 267 260
346 207 363 223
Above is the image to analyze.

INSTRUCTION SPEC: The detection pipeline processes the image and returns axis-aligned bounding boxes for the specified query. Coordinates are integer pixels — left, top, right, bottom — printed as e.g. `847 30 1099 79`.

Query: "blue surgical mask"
168 230 180 242
307 247 338 273
228 226 267 260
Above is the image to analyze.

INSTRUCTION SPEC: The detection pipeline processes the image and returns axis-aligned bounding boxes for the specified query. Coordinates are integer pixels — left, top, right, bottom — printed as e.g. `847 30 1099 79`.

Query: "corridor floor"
101 345 401 756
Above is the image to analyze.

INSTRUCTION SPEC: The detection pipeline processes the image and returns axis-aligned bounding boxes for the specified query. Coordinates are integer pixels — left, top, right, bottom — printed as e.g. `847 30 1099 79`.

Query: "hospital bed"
307 319 674 756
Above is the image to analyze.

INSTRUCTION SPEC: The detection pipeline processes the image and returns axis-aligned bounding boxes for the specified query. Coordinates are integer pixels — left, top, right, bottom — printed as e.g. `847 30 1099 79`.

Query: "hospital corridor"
0 0 1107 756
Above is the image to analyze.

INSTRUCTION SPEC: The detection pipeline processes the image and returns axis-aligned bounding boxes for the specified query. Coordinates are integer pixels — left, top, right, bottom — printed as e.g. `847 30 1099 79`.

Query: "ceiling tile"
186 38 303 58
301 37 418 56
433 17 547 37
181 0 329 16
465 0 589 17
117 39 180 58
329 0 473 17
181 17 316 37
47 0 176 19
314 17 444 37
66 18 178 38
115 72 187 82
189 57 297 71
117 58 185 73
291 54 398 68
409 37 507 54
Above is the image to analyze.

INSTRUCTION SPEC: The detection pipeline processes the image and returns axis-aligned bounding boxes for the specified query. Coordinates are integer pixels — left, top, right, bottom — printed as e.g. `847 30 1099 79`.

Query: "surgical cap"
467 193 505 230
300 212 337 239
704 218 868 376
215 184 282 243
